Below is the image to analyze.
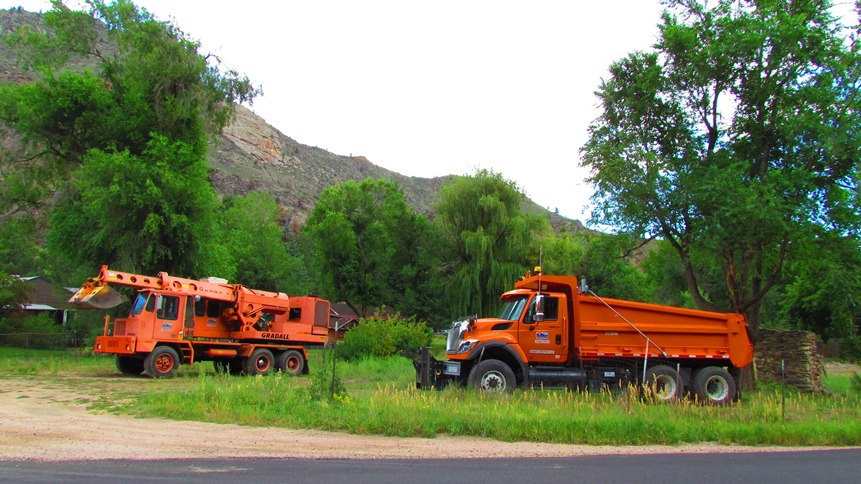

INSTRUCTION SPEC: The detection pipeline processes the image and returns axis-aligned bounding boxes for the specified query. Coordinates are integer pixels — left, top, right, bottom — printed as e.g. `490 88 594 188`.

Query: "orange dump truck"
414 270 754 404
70 265 333 378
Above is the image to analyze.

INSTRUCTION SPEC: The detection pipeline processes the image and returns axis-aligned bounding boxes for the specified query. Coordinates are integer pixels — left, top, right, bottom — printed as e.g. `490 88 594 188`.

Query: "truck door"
154 294 181 338
518 294 567 363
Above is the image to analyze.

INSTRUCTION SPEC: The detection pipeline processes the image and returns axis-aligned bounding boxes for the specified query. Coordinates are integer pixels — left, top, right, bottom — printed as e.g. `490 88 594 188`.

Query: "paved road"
1 449 858 483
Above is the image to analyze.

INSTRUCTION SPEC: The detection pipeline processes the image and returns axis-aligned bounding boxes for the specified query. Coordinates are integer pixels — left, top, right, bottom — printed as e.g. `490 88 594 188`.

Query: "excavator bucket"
68 285 127 309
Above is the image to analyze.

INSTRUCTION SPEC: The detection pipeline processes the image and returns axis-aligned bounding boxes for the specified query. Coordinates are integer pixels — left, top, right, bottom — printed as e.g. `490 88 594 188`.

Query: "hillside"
210 105 453 229
1 7 585 232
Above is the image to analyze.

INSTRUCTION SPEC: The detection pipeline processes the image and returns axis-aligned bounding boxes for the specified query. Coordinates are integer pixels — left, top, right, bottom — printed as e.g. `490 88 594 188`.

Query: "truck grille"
446 320 467 353
113 320 126 336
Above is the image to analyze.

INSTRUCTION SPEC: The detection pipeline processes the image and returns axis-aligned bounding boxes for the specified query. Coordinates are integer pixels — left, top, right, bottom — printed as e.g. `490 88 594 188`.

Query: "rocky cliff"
210 105 452 230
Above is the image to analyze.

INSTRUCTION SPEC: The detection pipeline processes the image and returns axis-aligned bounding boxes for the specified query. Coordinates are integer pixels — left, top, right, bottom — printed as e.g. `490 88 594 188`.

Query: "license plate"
443 362 461 376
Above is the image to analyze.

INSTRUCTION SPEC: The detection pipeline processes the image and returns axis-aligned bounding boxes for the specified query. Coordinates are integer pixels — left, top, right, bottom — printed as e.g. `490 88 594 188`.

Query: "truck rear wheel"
144 346 179 378
692 366 736 405
644 365 681 403
468 359 515 394
245 348 274 376
116 356 144 375
277 350 305 376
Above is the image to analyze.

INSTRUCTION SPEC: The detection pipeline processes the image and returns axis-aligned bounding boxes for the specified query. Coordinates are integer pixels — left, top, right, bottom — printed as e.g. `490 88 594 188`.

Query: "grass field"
2 346 860 446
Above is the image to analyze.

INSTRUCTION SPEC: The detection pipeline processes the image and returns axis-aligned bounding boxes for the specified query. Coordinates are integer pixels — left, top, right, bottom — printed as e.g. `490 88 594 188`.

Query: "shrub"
0 313 62 334
837 335 861 363
337 316 432 360
0 313 68 349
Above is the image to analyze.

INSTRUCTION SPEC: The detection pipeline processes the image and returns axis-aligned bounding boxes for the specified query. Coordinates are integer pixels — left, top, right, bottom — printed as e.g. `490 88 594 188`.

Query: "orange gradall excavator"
413 268 755 404
70 265 333 378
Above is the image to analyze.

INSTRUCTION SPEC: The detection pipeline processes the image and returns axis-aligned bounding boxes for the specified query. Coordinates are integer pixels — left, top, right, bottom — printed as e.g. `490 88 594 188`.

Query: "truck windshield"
130 293 148 316
497 295 529 321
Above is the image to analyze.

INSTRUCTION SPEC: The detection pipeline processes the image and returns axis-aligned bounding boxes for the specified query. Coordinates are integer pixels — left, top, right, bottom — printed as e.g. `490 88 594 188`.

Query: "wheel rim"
479 371 507 393
652 374 678 401
154 354 174 374
704 375 729 401
255 356 271 372
286 356 299 371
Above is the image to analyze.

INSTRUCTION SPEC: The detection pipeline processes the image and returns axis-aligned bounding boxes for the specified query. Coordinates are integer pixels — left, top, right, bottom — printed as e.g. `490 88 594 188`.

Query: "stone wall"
754 328 824 392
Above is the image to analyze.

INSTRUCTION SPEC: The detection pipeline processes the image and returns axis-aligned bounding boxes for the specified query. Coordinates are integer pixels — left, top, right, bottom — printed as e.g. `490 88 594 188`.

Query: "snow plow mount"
407 347 460 390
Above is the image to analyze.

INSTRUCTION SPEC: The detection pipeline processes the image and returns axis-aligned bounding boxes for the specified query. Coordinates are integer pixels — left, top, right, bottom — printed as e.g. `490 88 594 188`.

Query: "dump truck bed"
575 295 754 368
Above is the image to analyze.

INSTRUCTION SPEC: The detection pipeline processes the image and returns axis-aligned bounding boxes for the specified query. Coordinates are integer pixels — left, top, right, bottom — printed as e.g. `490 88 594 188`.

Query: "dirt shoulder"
2 376 846 462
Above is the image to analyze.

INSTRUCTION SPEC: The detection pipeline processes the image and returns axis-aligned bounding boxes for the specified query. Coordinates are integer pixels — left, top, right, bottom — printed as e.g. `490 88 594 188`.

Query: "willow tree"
434 170 549 319
581 0 861 332
0 0 259 278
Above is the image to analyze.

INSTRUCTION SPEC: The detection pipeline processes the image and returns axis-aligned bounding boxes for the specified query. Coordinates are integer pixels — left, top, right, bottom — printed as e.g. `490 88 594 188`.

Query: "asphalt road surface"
1 449 859 484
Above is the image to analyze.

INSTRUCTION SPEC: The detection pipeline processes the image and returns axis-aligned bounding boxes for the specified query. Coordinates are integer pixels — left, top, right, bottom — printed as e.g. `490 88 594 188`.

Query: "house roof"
17 276 76 310
23 303 60 311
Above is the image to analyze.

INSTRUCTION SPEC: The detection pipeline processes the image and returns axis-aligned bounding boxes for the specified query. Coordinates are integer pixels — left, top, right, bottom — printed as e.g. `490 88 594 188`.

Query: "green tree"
220 192 309 293
0 217 45 276
581 0 861 332
303 178 439 319
542 232 652 302
0 0 259 276
48 135 229 277
434 169 550 318
0 270 31 321
779 233 861 342
641 239 696 309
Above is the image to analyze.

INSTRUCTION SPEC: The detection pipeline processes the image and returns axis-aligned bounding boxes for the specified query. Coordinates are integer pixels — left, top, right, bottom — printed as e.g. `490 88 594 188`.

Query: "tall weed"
306 351 347 401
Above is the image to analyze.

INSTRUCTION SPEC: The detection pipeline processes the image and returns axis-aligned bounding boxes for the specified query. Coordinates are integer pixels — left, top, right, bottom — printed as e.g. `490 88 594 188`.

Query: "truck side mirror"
534 294 545 322
578 278 589 295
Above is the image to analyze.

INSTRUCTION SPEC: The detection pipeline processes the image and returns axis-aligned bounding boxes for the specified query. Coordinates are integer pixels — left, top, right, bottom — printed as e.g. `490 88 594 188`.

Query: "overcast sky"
3 0 666 221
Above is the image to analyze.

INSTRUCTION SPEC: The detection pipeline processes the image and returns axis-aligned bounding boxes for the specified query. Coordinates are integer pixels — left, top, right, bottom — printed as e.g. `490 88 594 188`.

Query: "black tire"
467 359 516 394
228 358 245 376
245 348 274 376
644 365 681 403
116 356 144 375
692 366 737 405
276 350 305 376
144 346 179 378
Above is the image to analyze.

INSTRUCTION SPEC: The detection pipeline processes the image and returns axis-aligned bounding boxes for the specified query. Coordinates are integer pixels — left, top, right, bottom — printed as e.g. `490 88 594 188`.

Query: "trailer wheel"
144 346 179 378
644 365 681 403
468 359 515 394
116 356 144 375
692 366 736 405
276 350 305 376
245 349 274 376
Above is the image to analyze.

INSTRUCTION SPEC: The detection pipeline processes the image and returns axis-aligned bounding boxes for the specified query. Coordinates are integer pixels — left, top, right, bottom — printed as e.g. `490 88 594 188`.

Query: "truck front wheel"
144 346 179 378
468 359 516 394
116 356 144 375
692 366 736 405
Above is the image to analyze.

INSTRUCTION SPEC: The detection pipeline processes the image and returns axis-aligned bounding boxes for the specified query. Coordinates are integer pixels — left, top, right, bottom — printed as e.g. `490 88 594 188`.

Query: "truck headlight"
457 339 478 354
